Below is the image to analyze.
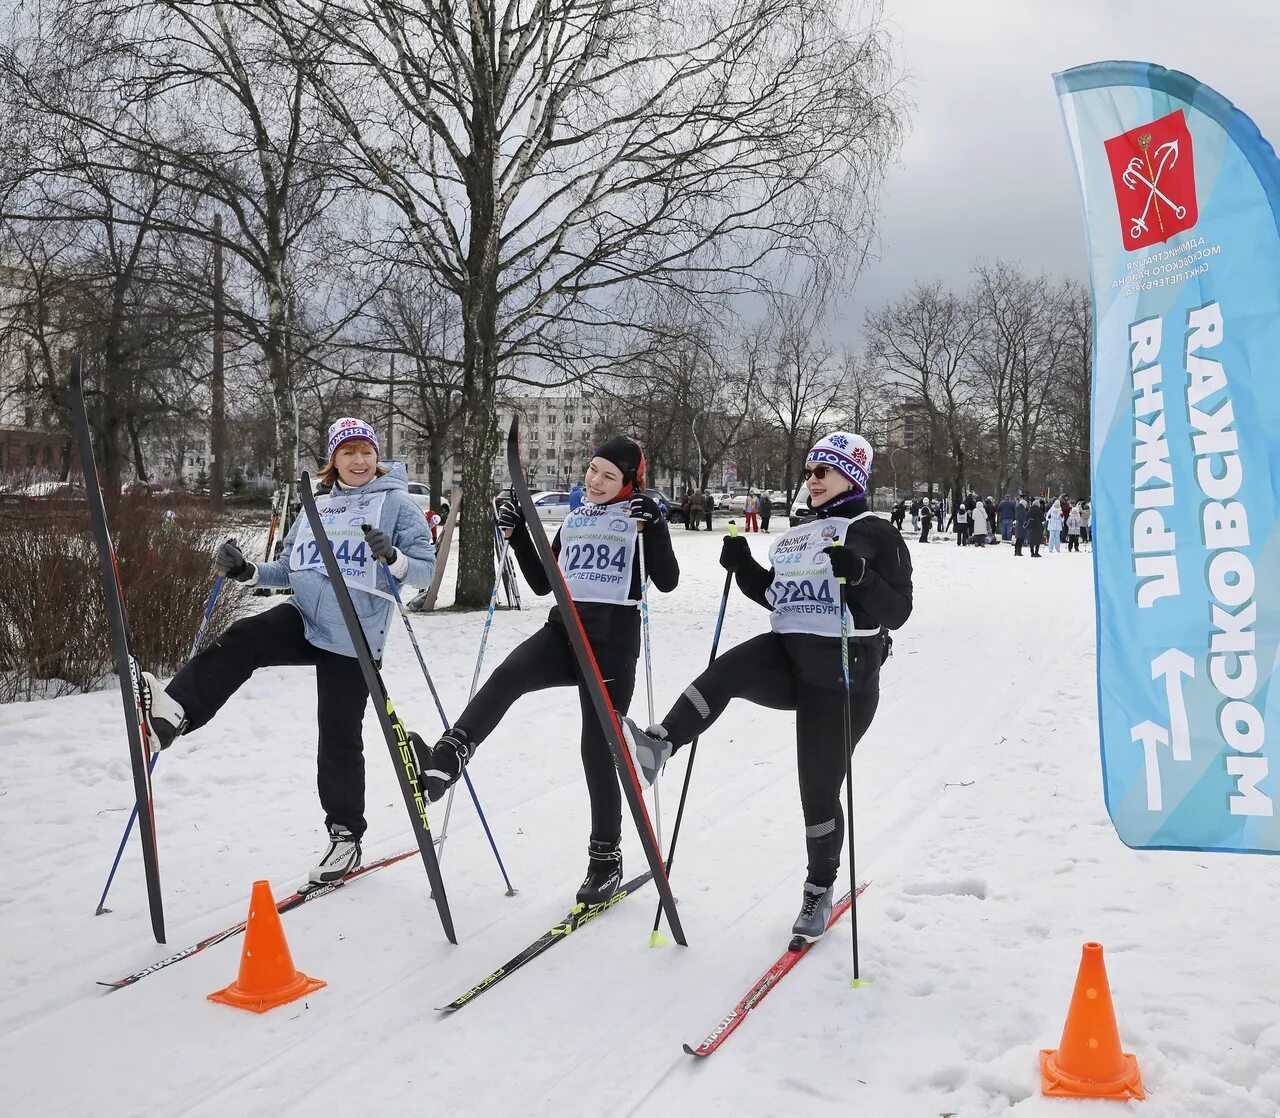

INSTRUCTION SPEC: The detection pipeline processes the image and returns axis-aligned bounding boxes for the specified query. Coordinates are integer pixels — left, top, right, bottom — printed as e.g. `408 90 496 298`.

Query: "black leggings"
658 632 879 889
167 603 371 837
455 622 637 845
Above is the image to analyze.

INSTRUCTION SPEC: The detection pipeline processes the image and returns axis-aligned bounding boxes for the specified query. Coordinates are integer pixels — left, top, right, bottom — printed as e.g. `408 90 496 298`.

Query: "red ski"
683 882 871 1057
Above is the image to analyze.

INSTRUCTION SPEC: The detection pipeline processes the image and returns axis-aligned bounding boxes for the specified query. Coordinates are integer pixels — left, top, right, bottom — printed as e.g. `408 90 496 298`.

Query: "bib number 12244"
296 538 369 567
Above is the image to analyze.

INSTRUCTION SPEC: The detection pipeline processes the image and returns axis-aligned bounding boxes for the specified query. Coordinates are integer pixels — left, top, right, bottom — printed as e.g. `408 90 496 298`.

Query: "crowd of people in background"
891 493 1091 557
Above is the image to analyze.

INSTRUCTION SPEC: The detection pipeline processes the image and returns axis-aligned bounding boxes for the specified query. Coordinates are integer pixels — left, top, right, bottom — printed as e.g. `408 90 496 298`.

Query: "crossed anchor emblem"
1121 135 1187 240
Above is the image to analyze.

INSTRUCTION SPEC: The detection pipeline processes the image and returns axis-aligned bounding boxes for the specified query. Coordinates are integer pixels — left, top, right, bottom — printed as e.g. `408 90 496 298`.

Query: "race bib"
291 489 389 597
559 507 638 605
767 515 880 638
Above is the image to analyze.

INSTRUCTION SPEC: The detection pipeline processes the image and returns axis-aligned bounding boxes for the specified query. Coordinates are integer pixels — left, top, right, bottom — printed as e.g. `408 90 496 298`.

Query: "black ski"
70 354 166 944
438 872 653 1013
297 472 456 943
100 847 419 990
506 418 687 945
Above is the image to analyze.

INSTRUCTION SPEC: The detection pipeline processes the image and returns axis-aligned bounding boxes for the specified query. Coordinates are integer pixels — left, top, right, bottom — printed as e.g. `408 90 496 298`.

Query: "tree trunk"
429 426 447 511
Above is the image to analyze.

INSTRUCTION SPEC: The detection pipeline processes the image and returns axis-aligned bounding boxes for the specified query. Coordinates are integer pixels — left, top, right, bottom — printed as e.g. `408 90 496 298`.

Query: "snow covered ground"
3 525 1279 1117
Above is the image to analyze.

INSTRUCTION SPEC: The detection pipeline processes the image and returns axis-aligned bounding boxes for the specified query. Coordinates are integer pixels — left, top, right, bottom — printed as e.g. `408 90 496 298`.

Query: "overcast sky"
838 0 1280 344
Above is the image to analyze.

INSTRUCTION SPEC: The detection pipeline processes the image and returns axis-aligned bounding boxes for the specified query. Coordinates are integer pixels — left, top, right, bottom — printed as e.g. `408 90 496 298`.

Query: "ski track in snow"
3 528 1280 1117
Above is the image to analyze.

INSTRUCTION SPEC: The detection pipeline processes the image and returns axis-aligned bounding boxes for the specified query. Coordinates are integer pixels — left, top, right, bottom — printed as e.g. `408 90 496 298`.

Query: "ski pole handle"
726 521 738 537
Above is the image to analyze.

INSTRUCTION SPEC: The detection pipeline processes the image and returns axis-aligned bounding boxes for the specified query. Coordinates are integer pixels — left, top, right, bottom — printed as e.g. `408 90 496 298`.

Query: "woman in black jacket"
419 436 678 904
621 432 912 943
1026 499 1046 557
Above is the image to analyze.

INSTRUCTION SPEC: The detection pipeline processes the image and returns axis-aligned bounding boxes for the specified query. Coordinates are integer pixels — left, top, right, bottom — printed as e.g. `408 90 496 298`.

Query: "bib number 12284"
564 542 627 573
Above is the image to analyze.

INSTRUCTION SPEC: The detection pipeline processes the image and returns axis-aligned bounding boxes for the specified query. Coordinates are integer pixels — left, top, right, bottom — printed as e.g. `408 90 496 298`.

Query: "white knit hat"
806 432 872 494
326 417 380 460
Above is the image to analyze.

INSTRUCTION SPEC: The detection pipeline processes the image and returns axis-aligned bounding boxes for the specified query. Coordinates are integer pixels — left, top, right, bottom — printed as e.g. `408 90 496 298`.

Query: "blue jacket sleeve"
387 494 437 587
254 516 303 589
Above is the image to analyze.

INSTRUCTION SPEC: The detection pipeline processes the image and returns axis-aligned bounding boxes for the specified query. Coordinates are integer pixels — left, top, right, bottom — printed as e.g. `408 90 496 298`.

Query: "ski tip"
649 930 672 949
682 1043 704 1057
436 1005 459 1014
849 976 874 989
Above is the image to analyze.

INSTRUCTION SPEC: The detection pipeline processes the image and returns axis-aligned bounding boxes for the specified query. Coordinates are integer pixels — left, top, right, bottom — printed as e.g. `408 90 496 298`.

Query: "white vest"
767 515 881 639
558 506 639 605
291 488 391 599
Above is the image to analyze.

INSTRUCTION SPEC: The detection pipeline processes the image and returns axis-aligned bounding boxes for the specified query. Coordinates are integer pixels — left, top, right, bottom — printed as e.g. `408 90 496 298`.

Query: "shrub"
0 498 240 702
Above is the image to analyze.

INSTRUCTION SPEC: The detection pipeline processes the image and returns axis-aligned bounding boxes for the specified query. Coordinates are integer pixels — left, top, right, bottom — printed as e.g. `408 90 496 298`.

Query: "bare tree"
1 0 356 490
1043 279 1091 498
866 282 980 500
355 271 466 508
754 303 848 504
255 0 904 604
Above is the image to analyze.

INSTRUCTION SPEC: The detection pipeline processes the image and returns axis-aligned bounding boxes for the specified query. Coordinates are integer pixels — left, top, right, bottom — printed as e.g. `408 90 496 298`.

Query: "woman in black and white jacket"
621 432 912 942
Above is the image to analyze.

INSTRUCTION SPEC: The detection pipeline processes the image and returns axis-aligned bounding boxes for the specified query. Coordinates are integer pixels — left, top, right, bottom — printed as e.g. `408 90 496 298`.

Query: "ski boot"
418 726 474 803
618 716 673 788
789 882 834 948
576 839 623 906
310 823 362 885
139 672 186 752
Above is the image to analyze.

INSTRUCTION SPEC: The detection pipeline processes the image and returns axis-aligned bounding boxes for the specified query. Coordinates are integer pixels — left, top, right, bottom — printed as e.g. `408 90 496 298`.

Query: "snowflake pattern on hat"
806 431 872 493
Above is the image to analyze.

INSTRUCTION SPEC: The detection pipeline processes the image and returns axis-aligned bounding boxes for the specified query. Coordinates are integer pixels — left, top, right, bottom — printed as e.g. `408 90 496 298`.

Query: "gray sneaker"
619 716 673 788
791 882 834 943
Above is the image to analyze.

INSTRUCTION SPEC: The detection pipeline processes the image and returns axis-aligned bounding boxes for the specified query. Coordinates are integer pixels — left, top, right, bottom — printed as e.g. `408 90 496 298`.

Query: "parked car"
788 490 816 527
645 488 673 522
404 482 433 511
529 490 573 521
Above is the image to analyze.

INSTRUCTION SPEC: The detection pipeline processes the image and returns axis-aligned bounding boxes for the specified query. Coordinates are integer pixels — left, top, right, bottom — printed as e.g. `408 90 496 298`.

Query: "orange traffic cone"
208 880 326 1013
1040 942 1144 1100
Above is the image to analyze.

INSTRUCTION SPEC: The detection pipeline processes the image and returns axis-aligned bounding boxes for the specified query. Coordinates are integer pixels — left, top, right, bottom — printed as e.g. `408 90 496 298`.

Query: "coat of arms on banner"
1103 109 1199 250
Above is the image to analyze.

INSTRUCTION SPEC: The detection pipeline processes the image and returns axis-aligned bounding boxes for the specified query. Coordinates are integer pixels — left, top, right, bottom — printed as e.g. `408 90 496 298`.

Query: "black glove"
629 494 663 527
214 538 254 582
496 499 524 534
361 524 398 564
719 534 751 572
821 544 866 586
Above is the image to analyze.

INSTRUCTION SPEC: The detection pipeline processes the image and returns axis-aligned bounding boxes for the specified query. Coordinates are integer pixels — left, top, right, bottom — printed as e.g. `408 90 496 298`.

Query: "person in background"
998 495 1016 541
569 480 585 511
1066 505 1082 552
1046 499 1064 553
703 490 714 531
971 498 988 546
744 490 760 532
1013 497 1028 556
759 490 774 532
1026 499 1045 557
918 498 932 544
953 499 968 546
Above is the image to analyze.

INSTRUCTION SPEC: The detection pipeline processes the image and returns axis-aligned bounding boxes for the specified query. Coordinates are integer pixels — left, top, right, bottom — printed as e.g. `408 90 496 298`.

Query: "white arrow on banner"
1131 720 1171 811
1151 648 1195 761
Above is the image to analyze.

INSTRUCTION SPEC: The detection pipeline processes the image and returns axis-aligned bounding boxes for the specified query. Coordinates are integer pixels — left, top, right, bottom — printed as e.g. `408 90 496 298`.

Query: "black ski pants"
454 621 637 845
167 603 371 837
658 632 880 890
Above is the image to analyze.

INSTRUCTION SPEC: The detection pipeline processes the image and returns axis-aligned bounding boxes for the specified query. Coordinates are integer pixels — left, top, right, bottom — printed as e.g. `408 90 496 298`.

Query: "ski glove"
821 544 866 586
719 534 751 572
629 494 663 527
496 499 524 534
214 539 255 582
361 524 398 563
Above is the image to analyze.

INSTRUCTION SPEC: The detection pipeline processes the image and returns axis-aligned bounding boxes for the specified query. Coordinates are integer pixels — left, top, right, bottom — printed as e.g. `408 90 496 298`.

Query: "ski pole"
835 554 865 985
370 537 516 896
636 527 661 852
95 573 226 916
436 527 512 867
650 521 737 946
